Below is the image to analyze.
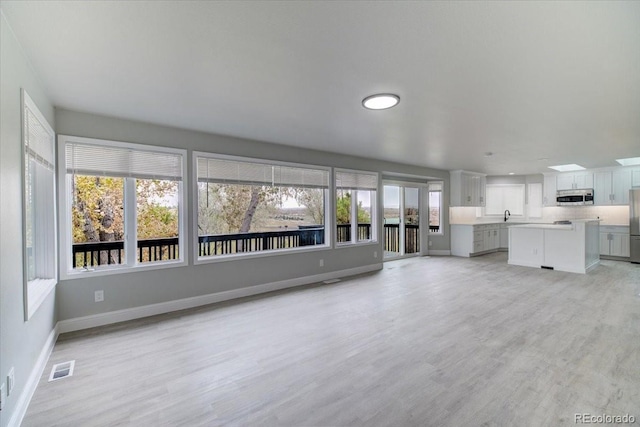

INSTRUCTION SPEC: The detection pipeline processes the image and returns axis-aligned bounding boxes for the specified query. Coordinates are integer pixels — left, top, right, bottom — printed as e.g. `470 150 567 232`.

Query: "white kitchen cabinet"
612 169 632 204
611 234 630 257
556 174 575 191
527 182 543 218
543 174 557 206
451 223 500 257
556 172 593 190
499 224 509 249
574 172 593 189
509 220 600 274
600 226 630 258
632 168 640 187
594 171 612 205
593 169 632 205
483 226 499 251
450 170 486 207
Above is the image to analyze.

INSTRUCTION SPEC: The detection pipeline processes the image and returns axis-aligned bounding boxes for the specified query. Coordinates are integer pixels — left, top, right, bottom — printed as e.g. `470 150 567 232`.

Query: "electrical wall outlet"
374 251 378 258
429 240 432 247
7 368 14 396
319 259 324 267
94 290 104 302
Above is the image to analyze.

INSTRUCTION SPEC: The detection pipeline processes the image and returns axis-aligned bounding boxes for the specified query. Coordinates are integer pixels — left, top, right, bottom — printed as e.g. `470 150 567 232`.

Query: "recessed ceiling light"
548 164 585 172
362 93 400 110
508 172 515 175
616 157 640 166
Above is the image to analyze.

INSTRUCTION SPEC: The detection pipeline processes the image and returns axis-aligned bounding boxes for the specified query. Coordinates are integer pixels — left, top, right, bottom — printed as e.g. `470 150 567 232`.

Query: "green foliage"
72 176 178 243
336 192 371 225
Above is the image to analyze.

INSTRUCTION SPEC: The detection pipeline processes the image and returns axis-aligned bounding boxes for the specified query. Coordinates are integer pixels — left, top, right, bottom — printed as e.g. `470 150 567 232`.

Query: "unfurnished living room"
1 2 639 427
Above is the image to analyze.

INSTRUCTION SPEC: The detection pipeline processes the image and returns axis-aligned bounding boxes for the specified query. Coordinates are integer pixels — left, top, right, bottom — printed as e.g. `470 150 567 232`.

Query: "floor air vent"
49 360 75 382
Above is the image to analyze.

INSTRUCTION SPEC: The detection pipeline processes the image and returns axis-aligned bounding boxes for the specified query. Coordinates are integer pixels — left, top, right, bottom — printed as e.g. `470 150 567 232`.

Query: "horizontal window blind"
65 141 183 180
428 182 443 192
197 156 329 188
485 184 525 215
335 170 378 190
24 104 55 170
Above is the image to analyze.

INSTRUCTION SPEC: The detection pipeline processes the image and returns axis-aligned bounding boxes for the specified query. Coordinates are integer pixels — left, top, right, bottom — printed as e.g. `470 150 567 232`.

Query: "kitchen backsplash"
542 206 629 225
450 205 629 225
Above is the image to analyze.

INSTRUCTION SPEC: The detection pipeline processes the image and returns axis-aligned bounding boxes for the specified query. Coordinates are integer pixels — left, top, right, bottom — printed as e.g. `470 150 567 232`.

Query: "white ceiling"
3 1 639 175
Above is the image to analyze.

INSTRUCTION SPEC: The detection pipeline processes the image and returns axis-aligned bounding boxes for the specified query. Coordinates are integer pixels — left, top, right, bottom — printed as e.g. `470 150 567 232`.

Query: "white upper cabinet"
632 168 640 188
612 169 632 204
594 171 613 205
450 170 486 207
556 172 593 190
593 169 632 205
543 174 557 206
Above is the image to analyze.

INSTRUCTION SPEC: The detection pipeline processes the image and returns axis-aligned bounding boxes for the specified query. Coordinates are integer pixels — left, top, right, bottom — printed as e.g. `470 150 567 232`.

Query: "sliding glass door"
383 184 420 259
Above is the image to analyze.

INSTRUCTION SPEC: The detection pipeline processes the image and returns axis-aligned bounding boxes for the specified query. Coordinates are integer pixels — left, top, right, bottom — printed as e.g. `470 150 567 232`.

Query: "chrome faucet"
504 209 511 222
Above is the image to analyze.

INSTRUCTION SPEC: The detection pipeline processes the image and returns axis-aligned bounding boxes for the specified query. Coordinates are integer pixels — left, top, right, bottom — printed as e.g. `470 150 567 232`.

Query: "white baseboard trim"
58 263 383 334
8 325 59 427
427 250 451 256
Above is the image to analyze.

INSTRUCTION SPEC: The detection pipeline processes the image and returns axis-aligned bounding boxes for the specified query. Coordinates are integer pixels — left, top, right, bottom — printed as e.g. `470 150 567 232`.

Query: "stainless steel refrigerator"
631 189 640 263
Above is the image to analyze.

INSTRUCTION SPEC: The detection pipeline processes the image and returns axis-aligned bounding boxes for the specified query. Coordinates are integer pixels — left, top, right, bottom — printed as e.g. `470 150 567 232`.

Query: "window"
335 170 378 244
485 184 525 216
428 182 443 234
195 154 329 259
59 136 186 277
22 90 57 319
527 183 543 218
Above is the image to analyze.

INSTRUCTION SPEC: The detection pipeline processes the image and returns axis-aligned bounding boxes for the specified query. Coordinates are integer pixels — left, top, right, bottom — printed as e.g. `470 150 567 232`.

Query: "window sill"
60 259 187 281
195 243 330 264
27 278 57 320
335 241 379 249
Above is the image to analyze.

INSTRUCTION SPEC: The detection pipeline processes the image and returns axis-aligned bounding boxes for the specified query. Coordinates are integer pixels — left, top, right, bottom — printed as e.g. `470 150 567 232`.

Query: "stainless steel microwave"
556 189 594 205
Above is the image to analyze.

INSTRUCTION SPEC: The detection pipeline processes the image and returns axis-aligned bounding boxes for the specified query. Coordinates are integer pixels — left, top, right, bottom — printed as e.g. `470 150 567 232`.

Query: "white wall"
0 13 57 427
54 109 450 321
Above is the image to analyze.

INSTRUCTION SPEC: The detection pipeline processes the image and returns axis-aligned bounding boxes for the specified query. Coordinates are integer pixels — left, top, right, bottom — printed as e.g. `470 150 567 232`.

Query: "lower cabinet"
499 224 509 249
451 224 502 257
600 226 630 258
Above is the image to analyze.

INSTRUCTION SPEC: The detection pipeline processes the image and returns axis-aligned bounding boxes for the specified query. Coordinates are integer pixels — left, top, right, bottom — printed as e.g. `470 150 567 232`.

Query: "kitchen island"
508 219 600 274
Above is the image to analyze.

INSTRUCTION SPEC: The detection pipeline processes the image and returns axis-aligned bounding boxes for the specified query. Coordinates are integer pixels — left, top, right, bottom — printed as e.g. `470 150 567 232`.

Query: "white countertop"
508 223 573 230
451 219 606 226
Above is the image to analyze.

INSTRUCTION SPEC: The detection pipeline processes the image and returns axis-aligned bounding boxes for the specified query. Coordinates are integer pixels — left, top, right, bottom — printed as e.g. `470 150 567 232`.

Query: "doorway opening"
383 184 421 260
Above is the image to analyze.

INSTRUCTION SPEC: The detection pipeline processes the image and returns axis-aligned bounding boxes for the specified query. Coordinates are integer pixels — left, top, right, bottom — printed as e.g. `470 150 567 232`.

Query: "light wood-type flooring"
23 253 640 426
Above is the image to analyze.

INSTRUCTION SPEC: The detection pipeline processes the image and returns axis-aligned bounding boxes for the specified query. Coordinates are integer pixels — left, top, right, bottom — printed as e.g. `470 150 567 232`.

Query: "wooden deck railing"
72 222 430 267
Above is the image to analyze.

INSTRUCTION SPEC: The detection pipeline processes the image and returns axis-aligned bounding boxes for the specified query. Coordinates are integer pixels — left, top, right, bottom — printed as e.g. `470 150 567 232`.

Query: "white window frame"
58 135 187 279
22 90 57 320
193 152 331 264
484 184 526 217
335 168 379 247
427 181 444 235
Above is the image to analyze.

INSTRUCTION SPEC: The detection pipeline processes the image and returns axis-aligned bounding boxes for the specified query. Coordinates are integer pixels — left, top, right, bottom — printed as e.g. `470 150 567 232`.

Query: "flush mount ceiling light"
616 157 640 166
362 93 400 110
548 164 585 172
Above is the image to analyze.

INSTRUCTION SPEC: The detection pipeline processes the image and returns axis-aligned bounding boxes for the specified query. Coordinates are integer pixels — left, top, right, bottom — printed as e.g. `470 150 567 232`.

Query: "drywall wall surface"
0 13 57 427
